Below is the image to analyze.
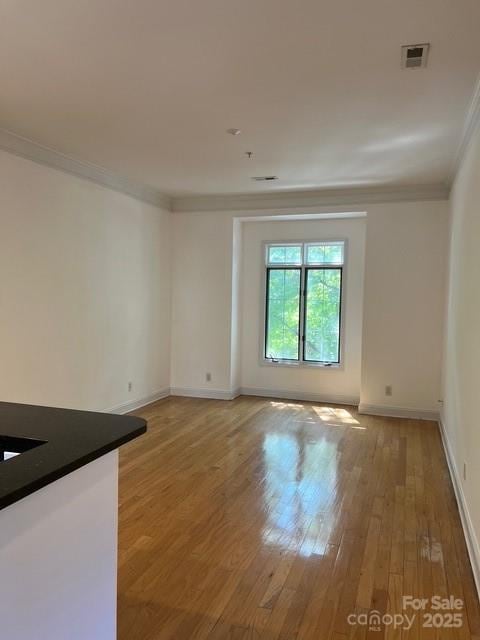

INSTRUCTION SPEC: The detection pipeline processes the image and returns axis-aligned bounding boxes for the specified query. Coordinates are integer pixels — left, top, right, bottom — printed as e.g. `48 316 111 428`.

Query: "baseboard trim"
358 403 439 421
104 388 170 414
438 416 480 599
239 387 358 406
170 387 239 401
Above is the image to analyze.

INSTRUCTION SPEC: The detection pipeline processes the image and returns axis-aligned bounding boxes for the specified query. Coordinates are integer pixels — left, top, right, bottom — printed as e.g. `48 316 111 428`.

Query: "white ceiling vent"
401 43 430 69
252 176 278 181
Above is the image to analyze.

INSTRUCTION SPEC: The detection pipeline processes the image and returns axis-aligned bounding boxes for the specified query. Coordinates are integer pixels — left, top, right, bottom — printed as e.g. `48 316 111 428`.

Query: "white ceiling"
1 0 479 197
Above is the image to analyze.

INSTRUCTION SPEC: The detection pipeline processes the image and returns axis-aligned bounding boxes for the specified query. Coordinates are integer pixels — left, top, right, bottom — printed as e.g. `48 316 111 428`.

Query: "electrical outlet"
128 381 133 392
206 372 212 382
463 462 467 482
385 385 392 397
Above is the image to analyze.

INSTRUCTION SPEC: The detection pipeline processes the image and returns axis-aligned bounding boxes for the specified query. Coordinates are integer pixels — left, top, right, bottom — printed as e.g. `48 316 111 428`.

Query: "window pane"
306 243 343 265
304 268 341 362
267 245 302 265
265 269 301 360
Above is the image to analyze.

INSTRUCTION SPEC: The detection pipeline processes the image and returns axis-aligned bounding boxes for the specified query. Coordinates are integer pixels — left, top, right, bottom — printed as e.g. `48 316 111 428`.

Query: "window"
264 241 344 365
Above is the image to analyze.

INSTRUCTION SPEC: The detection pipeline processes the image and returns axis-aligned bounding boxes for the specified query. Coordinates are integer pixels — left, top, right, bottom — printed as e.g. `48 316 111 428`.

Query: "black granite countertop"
0 401 146 511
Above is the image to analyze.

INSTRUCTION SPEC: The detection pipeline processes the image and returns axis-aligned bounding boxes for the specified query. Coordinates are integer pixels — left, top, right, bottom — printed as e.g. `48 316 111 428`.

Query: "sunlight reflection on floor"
261 402 367 556
269 401 365 429
312 406 361 426
261 429 338 557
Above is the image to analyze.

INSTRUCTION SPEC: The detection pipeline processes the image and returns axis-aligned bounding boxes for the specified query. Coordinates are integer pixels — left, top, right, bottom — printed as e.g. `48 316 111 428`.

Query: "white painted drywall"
442 119 480 571
0 451 118 640
230 218 243 393
0 150 171 411
0 145 447 414
170 211 234 394
240 218 366 403
171 202 447 412
360 201 448 413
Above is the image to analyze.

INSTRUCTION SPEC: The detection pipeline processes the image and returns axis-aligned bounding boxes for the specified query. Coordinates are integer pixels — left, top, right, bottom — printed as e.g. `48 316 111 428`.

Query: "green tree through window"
304 268 341 362
265 269 301 360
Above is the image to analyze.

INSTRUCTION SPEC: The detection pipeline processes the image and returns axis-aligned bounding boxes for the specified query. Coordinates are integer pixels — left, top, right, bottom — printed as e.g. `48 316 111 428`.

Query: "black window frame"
264 266 302 362
302 266 343 365
263 243 344 366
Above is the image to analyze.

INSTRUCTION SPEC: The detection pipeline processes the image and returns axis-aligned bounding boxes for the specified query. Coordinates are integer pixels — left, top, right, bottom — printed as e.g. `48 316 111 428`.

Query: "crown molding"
448 72 480 187
0 127 172 211
171 183 449 213
0 125 453 214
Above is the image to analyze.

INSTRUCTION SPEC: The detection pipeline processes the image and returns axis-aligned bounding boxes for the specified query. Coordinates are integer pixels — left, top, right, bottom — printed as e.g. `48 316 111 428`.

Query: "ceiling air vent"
252 176 278 181
401 43 430 69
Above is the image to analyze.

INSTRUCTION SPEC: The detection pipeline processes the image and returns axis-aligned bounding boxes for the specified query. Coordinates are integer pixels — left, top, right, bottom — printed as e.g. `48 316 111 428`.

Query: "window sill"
260 359 343 371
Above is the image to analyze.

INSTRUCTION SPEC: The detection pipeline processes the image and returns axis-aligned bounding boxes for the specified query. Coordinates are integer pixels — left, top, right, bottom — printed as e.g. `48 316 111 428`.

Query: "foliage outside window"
264 242 344 365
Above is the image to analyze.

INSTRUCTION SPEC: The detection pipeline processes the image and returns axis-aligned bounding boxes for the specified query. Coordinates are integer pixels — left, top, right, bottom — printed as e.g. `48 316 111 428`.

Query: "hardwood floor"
117 396 480 639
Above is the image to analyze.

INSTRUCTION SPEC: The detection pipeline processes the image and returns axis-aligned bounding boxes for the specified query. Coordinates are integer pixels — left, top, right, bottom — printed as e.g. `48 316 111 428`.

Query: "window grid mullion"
299 267 306 363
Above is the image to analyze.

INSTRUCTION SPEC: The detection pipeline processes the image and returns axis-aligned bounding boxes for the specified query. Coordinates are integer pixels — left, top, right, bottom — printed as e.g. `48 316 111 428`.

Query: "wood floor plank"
116 396 480 639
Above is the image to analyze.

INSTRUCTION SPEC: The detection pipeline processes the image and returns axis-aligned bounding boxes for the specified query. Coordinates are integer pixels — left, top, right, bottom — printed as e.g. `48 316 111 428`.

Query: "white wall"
171 202 448 412
170 211 234 395
230 219 243 392
442 119 480 587
0 150 171 411
360 201 448 415
240 217 366 403
0 147 448 416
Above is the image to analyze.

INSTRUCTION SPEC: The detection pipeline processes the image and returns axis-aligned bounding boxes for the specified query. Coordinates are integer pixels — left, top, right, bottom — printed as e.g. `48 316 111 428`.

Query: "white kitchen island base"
0 451 119 640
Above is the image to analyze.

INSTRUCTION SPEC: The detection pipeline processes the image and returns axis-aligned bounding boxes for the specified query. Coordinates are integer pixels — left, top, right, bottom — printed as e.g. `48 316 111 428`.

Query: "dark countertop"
0 401 146 511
